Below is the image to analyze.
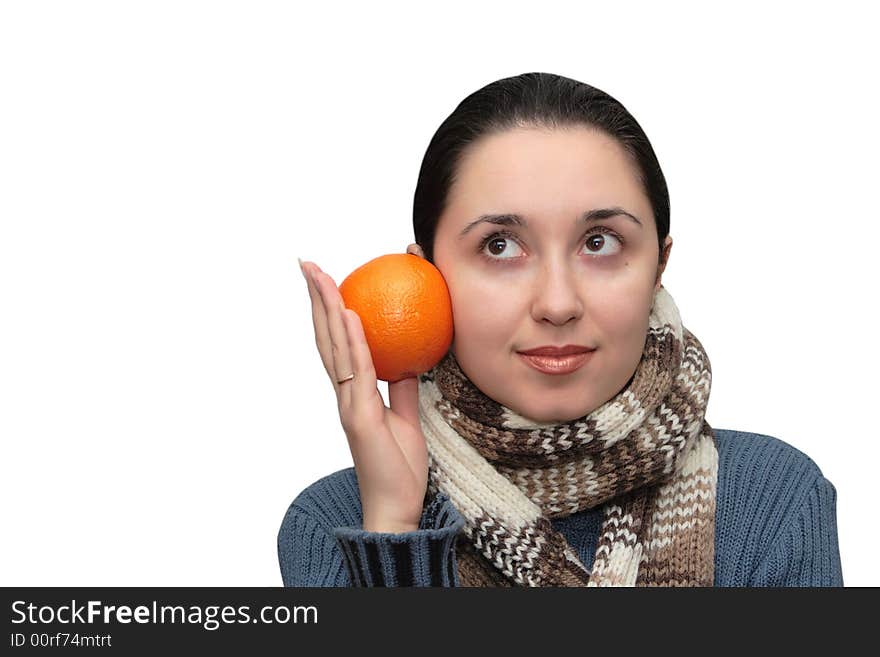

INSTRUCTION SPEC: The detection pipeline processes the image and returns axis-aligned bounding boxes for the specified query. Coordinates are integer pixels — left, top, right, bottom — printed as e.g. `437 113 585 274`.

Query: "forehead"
448 126 646 214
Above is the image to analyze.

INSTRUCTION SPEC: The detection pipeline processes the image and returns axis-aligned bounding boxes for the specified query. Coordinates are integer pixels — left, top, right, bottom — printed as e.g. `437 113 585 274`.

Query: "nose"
531 263 583 325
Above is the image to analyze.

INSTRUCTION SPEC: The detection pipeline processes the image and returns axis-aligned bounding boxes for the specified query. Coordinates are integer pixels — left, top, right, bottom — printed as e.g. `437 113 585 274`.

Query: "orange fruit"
338 253 454 383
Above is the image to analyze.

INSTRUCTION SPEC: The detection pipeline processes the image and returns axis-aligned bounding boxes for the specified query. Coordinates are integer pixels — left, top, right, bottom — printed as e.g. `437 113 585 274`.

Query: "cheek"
448 279 520 341
589 289 652 345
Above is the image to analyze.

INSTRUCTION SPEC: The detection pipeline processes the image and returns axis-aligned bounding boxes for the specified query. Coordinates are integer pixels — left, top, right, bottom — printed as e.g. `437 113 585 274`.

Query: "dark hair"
412 72 670 265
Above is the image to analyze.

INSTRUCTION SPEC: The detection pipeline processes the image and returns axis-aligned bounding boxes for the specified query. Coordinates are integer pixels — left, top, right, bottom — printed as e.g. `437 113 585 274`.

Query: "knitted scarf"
416 286 717 587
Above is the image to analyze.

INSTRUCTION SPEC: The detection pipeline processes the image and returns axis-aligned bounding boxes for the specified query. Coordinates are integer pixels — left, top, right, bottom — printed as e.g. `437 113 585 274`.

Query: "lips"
517 345 595 357
519 351 594 375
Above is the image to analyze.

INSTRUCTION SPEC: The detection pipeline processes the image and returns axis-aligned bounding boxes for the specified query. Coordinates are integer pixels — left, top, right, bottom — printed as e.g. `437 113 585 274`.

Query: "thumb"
388 376 421 429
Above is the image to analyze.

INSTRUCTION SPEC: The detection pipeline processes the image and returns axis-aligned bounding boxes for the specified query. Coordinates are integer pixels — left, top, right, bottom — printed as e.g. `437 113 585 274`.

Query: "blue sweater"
277 429 844 587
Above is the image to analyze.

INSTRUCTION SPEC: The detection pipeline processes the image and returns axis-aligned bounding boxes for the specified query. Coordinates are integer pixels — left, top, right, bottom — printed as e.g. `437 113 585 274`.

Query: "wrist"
363 517 419 533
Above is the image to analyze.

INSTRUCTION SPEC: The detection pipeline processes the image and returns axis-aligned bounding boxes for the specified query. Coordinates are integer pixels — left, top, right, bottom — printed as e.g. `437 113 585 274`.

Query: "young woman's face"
410 126 671 423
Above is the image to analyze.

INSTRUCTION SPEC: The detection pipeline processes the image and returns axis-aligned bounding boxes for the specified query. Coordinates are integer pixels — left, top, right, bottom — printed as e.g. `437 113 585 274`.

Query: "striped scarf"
416 286 718 587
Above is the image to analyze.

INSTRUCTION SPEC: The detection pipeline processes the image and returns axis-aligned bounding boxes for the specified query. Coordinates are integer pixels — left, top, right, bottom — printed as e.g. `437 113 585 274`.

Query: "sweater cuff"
331 492 464 587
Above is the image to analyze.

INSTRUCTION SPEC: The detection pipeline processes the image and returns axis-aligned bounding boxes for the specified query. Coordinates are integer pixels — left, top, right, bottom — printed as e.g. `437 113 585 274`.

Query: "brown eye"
487 237 510 256
583 229 623 256
477 227 624 264
478 230 524 260
587 234 609 251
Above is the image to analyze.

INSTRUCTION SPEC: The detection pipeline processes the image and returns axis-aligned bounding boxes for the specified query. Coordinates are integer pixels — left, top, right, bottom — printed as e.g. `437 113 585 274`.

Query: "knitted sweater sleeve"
749 474 844 587
331 492 464 587
277 470 465 587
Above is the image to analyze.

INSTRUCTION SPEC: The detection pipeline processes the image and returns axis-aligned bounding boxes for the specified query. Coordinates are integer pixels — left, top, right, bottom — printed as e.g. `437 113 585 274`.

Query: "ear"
655 236 673 292
406 243 426 259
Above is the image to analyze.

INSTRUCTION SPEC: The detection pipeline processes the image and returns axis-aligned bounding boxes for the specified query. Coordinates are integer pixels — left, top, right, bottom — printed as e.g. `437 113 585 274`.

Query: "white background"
1 1 877 586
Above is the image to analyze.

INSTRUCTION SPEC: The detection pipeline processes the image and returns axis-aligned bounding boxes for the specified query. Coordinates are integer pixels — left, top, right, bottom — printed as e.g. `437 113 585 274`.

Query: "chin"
520 402 590 424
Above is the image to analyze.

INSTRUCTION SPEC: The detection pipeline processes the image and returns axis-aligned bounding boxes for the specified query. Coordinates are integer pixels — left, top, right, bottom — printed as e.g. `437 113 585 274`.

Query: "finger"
312 269 355 408
341 307 379 409
389 376 420 430
301 262 337 394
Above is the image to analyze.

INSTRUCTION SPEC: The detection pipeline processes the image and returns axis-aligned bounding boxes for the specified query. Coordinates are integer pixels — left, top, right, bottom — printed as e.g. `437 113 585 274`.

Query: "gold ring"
337 372 355 384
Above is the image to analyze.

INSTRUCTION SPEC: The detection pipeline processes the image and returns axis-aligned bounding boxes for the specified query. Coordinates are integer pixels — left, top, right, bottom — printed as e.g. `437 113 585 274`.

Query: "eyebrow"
457 206 643 239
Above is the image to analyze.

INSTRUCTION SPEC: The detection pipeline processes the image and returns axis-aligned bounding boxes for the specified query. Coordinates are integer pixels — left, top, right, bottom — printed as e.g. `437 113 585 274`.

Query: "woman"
279 72 843 586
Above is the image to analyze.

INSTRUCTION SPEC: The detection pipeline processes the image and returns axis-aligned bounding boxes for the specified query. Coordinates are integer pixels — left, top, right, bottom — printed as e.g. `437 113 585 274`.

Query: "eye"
583 228 624 257
478 227 624 263
480 230 524 260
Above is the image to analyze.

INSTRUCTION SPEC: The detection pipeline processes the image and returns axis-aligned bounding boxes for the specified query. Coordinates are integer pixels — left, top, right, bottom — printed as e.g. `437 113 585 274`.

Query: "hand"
299 259 429 533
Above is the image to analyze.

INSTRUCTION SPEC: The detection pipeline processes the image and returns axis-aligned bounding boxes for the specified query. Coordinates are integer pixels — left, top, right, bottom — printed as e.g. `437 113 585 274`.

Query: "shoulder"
714 428 827 490
276 468 360 586
711 428 836 584
714 429 823 495
713 428 831 525
283 467 363 531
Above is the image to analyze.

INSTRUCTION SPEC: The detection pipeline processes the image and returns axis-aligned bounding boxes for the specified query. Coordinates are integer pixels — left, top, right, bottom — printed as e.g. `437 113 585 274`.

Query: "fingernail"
298 257 308 281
